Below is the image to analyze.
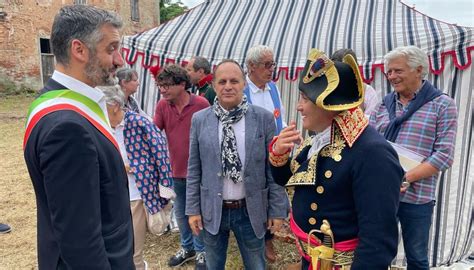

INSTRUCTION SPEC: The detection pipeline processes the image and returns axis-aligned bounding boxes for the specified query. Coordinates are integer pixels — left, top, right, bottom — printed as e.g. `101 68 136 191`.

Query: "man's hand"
188 215 203 236
267 218 284 234
273 120 302 155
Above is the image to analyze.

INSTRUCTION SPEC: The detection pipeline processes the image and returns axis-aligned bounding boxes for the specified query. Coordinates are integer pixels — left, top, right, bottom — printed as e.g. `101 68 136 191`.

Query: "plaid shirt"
370 91 457 204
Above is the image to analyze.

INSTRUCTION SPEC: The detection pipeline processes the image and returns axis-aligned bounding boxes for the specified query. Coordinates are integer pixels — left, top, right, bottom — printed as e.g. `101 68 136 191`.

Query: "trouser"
398 201 435 270
174 178 204 252
203 206 265 270
130 200 147 270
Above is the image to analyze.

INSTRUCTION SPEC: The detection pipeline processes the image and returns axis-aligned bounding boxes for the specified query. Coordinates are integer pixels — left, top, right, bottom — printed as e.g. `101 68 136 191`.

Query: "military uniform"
269 50 403 270
197 74 216 104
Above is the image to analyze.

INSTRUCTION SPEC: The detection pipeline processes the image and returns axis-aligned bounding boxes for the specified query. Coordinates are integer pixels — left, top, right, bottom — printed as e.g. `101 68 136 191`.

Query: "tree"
160 0 188 23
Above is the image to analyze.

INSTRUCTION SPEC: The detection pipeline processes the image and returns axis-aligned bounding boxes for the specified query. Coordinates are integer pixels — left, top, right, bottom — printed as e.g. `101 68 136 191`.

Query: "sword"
307 219 335 270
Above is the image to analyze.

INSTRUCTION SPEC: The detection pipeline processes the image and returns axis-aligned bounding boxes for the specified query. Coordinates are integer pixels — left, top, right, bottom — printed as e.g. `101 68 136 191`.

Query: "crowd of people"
21 5 458 270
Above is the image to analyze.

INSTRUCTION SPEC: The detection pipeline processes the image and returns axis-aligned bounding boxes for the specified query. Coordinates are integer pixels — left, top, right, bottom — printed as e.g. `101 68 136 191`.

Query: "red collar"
198 74 213 89
333 107 368 148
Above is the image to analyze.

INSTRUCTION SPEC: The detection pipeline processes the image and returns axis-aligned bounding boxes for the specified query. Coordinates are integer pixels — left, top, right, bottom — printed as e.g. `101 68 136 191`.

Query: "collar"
197 74 213 89
168 92 195 106
51 70 105 104
396 80 426 103
246 76 270 93
332 107 368 148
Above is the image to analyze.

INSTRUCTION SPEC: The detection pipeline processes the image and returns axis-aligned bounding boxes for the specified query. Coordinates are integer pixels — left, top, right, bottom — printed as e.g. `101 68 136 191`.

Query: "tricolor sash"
244 81 283 135
23 89 119 151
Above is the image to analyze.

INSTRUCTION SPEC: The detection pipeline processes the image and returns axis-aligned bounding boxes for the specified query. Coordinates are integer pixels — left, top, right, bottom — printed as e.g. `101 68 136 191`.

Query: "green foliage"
160 0 188 23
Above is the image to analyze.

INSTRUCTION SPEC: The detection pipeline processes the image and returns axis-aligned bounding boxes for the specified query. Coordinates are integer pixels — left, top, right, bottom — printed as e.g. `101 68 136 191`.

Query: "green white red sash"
23 89 119 150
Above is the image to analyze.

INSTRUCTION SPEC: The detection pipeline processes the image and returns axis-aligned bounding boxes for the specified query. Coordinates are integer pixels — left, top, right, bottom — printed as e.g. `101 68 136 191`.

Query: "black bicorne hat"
298 49 364 111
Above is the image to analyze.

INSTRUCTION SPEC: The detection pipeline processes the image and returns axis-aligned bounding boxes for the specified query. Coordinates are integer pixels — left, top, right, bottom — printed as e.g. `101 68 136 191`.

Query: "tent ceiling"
122 0 473 82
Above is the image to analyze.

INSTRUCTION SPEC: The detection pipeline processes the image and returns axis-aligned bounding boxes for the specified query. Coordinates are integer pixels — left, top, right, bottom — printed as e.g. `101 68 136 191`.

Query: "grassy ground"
0 95 299 270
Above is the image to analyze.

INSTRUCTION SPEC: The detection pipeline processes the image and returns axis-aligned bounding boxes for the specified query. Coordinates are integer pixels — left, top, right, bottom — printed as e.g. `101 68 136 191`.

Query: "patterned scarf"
213 96 249 183
126 96 140 113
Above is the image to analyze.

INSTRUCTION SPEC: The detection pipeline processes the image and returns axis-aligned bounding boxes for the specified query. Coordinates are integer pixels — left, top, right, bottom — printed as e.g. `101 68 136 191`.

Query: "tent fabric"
121 0 474 267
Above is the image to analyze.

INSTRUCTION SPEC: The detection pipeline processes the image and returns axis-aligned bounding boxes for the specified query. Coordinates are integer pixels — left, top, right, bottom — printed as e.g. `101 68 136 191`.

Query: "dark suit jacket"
272 124 403 269
24 79 134 270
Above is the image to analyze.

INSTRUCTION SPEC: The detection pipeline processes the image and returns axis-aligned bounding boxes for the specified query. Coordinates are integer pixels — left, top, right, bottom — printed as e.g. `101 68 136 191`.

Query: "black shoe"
0 223 11 234
195 252 206 270
168 248 196 267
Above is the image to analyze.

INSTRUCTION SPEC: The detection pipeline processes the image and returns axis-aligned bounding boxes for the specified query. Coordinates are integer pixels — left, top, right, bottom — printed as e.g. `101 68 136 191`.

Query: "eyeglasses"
156 82 175 90
260 61 277 69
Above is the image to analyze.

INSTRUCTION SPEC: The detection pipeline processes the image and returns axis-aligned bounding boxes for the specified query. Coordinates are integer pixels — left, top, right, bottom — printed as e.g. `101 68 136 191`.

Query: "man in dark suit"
23 5 134 269
186 59 289 269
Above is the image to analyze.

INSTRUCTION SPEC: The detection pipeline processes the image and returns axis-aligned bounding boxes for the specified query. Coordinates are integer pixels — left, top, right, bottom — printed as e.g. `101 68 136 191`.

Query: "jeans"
203 206 265 270
174 178 204 252
398 201 435 270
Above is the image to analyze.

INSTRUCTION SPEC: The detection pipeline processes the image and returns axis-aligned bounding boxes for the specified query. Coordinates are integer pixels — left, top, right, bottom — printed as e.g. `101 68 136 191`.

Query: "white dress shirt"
246 77 287 128
363 84 382 117
218 115 246 200
51 71 110 126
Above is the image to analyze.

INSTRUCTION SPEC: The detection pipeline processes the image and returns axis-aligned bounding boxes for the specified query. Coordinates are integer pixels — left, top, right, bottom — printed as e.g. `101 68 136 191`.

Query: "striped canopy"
122 0 474 267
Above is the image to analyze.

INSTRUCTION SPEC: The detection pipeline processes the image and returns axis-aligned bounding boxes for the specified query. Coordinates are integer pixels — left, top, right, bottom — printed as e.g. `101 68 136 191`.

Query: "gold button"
310 203 318 211
334 155 342 162
324 170 332 179
309 217 316 225
316 186 324 194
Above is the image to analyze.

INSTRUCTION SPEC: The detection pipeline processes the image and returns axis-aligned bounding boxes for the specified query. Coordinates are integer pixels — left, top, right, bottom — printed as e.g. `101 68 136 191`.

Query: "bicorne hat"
298 49 364 111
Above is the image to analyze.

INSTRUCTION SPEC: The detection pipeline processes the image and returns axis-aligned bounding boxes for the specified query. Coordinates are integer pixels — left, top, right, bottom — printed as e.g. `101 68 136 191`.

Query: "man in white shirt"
23 5 134 269
244 44 288 262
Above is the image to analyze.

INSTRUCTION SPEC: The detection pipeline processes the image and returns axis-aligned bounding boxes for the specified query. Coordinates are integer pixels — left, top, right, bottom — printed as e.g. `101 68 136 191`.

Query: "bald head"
212 59 246 110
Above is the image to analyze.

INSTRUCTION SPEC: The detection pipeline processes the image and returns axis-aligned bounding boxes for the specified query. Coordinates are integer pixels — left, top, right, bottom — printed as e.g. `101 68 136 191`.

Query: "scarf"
212 96 249 183
126 96 140 113
383 81 443 142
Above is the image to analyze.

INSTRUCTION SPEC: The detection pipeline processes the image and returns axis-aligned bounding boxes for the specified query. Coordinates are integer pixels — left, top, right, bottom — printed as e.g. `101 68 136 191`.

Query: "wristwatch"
401 177 411 188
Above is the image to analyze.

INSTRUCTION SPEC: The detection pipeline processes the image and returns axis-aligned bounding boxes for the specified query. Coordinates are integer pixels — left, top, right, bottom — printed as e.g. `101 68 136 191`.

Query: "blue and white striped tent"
122 0 474 267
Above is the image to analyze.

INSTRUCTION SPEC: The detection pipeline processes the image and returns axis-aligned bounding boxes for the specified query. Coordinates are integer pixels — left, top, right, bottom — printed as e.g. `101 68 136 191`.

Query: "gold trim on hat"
303 50 335 84
318 54 364 111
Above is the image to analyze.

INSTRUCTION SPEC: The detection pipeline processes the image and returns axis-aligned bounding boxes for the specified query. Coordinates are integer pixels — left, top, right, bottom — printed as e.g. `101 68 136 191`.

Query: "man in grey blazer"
186 59 289 269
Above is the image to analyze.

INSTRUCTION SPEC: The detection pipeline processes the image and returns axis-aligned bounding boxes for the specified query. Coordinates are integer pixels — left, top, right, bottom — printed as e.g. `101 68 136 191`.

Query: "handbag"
145 202 173 235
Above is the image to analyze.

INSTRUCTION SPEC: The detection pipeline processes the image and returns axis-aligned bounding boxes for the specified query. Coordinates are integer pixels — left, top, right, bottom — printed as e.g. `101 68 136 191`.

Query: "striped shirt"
370 92 457 204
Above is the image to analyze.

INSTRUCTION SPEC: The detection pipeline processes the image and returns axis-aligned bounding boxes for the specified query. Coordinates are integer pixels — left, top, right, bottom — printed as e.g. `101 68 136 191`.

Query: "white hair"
99 84 125 108
245 45 274 67
384 46 429 78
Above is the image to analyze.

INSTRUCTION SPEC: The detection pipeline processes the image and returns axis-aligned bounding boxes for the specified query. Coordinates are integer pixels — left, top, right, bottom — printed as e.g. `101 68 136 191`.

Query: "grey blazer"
185 105 289 238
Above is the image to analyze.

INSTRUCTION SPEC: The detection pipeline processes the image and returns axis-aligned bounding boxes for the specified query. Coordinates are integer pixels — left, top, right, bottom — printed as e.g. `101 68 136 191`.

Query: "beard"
84 53 117 86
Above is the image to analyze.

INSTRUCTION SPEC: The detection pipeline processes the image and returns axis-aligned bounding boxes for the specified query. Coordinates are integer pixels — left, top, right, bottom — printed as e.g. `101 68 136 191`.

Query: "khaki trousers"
130 200 147 270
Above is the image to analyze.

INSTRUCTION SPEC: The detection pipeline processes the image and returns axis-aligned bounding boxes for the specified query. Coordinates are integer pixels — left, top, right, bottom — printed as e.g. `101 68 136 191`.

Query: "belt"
222 199 246 209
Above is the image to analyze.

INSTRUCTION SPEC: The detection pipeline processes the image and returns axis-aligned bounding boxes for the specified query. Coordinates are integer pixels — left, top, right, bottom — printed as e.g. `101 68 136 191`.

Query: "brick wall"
0 0 158 92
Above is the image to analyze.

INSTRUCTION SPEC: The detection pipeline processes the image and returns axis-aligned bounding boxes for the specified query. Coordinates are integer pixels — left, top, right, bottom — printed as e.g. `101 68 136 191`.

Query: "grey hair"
245 45 274 67
191 56 211 74
51 5 123 66
100 85 125 108
384 46 429 78
116 67 138 83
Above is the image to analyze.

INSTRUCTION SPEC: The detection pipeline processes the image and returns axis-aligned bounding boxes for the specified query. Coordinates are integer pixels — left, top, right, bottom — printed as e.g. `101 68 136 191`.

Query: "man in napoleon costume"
269 49 403 270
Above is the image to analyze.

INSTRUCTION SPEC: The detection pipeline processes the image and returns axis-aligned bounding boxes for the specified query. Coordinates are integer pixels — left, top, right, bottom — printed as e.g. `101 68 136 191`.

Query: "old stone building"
0 0 159 92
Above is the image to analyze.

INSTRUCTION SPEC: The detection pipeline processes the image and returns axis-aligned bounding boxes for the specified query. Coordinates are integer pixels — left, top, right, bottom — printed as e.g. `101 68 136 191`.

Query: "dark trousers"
399 201 435 270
